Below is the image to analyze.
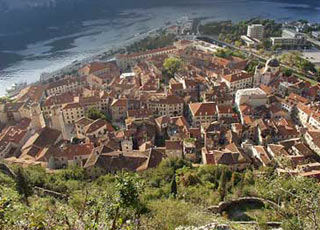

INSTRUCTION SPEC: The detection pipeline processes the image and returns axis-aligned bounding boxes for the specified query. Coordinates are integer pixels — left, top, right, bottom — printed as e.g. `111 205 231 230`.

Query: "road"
197 34 318 84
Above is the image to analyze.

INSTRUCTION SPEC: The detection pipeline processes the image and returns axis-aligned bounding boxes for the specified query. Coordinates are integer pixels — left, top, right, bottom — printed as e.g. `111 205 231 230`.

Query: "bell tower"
50 105 68 140
30 103 45 130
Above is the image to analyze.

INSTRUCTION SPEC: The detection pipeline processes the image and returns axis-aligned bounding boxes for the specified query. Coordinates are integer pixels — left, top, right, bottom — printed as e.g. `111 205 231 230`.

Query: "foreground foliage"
0 159 319 229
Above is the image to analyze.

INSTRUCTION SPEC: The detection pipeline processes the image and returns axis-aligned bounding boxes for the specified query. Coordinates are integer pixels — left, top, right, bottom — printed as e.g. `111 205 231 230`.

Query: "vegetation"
215 48 246 59
0 96 13 104
163 57 183 77
245 60 260 73
126 32 176 53
200 18 282 49
1 159 320 230
279 52 320 82
86 107 109 121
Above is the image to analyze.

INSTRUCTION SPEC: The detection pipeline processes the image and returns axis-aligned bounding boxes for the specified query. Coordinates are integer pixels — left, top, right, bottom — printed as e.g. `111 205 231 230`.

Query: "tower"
265 58 280 75
0 103 8 124
30 103 45 130
50 105 68 140
253 58 280 87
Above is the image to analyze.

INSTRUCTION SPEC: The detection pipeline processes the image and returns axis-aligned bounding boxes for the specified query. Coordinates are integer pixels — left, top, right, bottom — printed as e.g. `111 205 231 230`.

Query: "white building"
247 24 264 41
235 88 268 108
270 28 308 48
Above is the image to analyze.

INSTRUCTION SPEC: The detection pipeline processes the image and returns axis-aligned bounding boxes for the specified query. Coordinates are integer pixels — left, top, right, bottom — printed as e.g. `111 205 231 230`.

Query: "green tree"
235 40 242 47
170 174 177 198
284 68 294 77
111 173 144 230
257 171 320 230
86 107 107 121
15 168 33 206
163 57 182 77
218 169 227 201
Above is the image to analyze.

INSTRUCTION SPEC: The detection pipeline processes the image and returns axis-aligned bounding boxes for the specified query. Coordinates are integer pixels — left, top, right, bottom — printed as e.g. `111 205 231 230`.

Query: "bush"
143 199 212 230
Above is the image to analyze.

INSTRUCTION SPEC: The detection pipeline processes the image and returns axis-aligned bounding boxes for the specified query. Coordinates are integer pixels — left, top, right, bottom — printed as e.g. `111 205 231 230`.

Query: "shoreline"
2 18 185 96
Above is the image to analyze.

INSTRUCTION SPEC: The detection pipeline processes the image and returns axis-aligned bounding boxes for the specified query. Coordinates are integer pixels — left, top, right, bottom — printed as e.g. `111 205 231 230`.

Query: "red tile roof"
223 72 252 83
189 102 217 116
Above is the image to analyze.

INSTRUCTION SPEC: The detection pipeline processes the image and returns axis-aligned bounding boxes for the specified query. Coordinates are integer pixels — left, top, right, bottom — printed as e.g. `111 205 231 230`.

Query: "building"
312 31 320 39
296 103 313 127
50 105 68 140
46 76 87 96
235 88 268 109
247 24 264 40
270 29 309 48
48 143 95 169
147 95 184 117
0 118 31 159
305 130 320 156
189 102 218 128
202 144 251 170
30 103 46 130
251 145 272 166
254 58 280 87
75 118 114 139
84 148 165 179
116 46 177 70
62 103 85 124
222 71 253 94
165 140 183 158
309 112 320 130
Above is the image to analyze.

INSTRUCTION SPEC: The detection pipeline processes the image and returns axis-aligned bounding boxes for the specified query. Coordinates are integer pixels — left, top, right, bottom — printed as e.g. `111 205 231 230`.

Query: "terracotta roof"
253 146 271 165
259 84 273 95
79 96 100 105
85 119 114 134
160 95 184 105
297 103 314 116
165 140 182 150
127 109 153 118
189 102 217 116
44 92 75 107
117 46 177 59
307 130 320 148
171 116 189 128
223 72 252 83
111 98 127 107
88 150 149 172
293 143 313 157
76 117 93 127
0 127 28 152
60 143 94 160
87 62 108 73
62 102 83 110
155 116 170 127
137 148 165 171
288 93 309 104
32 128 61 148
217 105 233 114
170 83 184 90
47 76 85 90
17 85 45 103
243 115 254 125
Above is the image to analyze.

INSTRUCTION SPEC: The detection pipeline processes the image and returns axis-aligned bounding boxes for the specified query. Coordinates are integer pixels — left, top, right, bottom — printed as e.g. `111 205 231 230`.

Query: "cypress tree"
218 169 227 201
170 174 177 198
15 168 33 206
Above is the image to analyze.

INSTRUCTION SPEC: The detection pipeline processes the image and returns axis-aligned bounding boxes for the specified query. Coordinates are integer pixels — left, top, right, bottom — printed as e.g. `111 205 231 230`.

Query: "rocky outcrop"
207 197 280 214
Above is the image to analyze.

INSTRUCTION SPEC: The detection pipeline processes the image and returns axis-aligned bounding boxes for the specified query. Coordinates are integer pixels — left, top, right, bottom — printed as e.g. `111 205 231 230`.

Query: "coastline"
2 20 181 97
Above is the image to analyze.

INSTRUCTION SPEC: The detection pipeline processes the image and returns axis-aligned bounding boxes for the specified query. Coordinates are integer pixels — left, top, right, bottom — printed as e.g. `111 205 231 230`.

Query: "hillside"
1 159 319 230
